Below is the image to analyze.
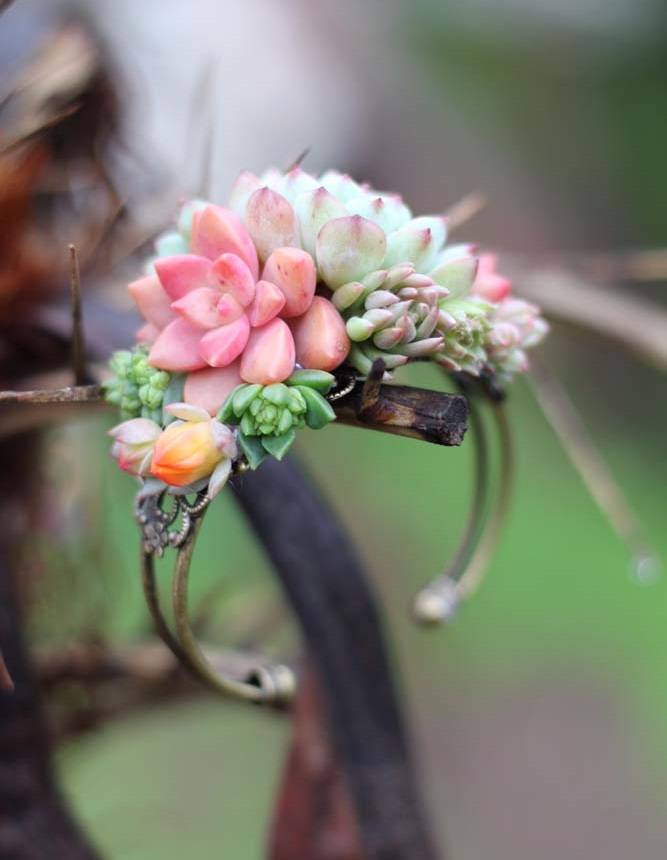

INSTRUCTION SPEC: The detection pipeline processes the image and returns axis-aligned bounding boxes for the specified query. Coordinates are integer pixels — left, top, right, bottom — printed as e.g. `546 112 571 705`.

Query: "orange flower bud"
150 405 236 488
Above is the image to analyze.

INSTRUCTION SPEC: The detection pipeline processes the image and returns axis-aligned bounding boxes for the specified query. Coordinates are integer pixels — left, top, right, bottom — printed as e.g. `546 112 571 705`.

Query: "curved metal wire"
413 397 513 623
456 400 513 599
139 509 295 706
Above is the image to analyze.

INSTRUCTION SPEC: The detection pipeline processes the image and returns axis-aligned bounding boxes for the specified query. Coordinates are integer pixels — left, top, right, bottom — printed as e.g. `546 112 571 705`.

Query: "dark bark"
0 434 100 860
0 381 469 449
233 458 440 860
334 380 467 447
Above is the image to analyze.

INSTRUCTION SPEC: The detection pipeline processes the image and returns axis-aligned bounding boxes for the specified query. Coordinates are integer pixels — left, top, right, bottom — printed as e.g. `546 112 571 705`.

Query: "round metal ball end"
246 664 296 707
413 582 460 625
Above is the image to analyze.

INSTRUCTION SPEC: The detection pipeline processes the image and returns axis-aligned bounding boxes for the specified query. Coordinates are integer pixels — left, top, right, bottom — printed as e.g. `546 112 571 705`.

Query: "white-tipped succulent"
333 262 448 374
428 244 493 375
228 167 445 280
484 298 549 383
228 169 483 373
226 167 547 382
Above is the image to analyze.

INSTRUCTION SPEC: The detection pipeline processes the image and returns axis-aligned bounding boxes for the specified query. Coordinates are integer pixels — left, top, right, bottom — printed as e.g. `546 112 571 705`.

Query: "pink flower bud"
109 418 161 476
150 417 234 487
471 254 511 303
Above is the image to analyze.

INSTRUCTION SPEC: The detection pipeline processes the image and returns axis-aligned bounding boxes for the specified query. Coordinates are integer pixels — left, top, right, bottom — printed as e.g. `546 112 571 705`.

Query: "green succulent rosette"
103 345 174 422
434 296 491 375
218 370 336 469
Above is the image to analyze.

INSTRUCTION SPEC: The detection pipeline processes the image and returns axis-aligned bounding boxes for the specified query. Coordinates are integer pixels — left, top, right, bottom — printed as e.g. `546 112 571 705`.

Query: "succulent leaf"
316 216 387 289
296 386 336 429
232 383 263 416
286 369 335 393
262 383 290 406
260 430 296 461
238 432 268 470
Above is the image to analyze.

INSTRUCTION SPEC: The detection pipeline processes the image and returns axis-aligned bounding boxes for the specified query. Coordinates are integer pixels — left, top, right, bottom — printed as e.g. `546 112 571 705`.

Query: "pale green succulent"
226 169 510 379
227 167 447 280
331 262 448 375
435 297 491 375
103 345 172 421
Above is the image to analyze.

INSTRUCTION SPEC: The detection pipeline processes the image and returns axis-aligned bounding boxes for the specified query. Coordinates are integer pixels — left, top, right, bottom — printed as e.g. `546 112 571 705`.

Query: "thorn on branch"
68 244 87 385
284 146 311 172
443 191 487 232
359 358 385 416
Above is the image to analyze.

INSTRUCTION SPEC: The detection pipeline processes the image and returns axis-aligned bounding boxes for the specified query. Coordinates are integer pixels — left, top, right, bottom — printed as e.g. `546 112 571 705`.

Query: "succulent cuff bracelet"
103 166 548 704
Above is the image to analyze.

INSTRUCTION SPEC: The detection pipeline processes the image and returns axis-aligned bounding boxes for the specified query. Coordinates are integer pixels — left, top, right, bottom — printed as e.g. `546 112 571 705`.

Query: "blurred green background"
10 0 667 857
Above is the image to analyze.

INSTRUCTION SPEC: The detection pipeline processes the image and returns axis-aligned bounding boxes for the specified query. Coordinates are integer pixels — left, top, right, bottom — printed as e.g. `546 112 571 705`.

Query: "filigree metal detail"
134 489 210 556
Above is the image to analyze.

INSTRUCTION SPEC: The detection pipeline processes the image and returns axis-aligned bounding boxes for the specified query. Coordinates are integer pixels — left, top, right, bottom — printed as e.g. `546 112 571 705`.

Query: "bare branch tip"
67 244 87 385
285 146 311 173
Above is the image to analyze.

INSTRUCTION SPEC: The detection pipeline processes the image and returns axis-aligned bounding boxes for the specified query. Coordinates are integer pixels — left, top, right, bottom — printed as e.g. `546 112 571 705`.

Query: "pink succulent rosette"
128 204 349 415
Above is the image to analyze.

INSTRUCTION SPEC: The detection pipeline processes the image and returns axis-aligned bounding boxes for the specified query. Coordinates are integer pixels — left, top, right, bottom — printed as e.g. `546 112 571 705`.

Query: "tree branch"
0 380 469 447
0 385 103 404
336 380 468 446
510 263 667 370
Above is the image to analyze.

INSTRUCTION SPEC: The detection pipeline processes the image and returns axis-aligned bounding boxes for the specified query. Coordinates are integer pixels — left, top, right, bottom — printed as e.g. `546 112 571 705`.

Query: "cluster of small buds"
229 383 308 437
218 370 336 468
485 297 549 383
104 346 171 421
434 296 491 375
333 262 448 374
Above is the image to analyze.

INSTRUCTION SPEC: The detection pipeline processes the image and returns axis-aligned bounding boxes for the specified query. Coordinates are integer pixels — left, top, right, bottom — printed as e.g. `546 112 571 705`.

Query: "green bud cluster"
219 370 337 468
434 297 491 375
242 384 307 436
103 345 172 421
